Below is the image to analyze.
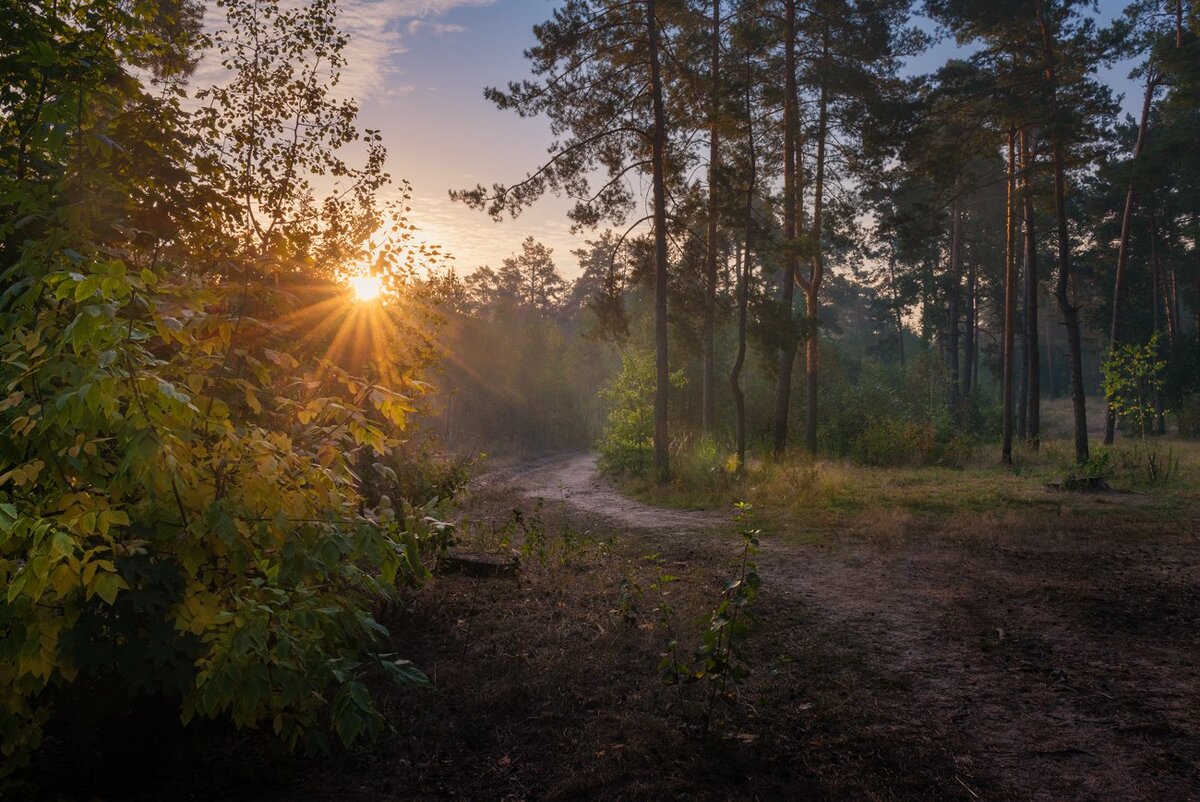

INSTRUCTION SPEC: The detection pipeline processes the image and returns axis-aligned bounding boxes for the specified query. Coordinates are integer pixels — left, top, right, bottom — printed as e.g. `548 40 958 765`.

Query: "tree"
771 0 805 455
1002 129 1019 462
1034 0 1093 465
0 0 447 771
192 0 390 279
501 236 567 315
452 0 686 479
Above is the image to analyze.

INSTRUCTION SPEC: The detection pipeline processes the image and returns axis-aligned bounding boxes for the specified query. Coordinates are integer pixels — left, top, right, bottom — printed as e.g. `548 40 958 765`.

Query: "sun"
348 272 383 302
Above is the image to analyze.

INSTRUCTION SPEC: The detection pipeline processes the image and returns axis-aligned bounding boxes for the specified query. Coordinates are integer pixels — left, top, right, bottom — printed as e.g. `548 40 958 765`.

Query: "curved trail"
486 452 723 534
481 452 1200 802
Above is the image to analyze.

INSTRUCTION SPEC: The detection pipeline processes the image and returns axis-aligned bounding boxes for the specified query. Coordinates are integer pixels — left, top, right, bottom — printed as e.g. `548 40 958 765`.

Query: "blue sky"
332 0 1139 278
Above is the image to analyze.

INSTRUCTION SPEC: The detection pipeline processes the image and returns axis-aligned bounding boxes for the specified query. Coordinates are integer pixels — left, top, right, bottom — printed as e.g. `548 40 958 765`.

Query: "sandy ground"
490 452 1200 801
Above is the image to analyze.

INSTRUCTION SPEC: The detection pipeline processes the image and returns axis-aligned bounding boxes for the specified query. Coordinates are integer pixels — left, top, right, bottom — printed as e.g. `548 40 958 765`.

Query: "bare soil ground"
17 451 1200 800
489 453 1200 801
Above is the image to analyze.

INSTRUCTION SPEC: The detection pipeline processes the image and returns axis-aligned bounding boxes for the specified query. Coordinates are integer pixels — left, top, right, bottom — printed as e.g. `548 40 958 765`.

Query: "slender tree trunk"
1035 0 1089 465
731 248 750 470
1003 129 1018 464
964 257 977 399
1045 314 1055 397
1171 267 1182 339
702 0 720 434
947 191 963 414
1104 65 1156 445
1148 201 1176 342
891 253 905 366
731 67 756 471
1017 323 1029 441
1021 128 1041 447
1151 230 1168 434
647 0 671 480
772 0 801 455
1195 214 1200 342
801 35 829 455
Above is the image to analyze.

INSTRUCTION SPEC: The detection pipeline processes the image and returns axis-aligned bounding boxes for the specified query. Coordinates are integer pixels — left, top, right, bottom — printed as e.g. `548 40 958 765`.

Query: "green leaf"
94 571 124 605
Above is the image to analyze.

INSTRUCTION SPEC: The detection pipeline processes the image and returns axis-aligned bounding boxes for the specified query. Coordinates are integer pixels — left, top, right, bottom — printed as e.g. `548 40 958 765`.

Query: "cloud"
192 0 495 105
407 192 586 278
405 20 467 36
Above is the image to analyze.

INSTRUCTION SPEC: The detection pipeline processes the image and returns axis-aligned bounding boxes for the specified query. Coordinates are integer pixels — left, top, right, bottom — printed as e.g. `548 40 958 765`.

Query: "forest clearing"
3 0 1199 798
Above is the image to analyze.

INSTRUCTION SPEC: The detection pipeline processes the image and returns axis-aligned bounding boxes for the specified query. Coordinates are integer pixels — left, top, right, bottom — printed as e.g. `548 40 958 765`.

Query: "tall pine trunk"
947 190 963 415
702 0 721 434
647 0 671 480
891 253 905 366
802 43 829 455
1020 128 1041 447
1104 64 1156 445
1148 201 1176 342
1035 0 1088 465
731 64 756 470
964 257 977 399
772 0 801 455
1002 129 1018 463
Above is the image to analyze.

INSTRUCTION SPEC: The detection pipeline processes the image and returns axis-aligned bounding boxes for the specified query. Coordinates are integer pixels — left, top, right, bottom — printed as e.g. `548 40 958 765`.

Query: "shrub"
596 349 685 476
817 360 971 468
0 263 451 772
1102 333 1167 439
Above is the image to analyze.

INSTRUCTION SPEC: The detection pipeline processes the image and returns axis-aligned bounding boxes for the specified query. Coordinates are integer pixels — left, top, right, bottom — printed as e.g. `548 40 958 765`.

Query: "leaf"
50 531 75 559
93 571 127 605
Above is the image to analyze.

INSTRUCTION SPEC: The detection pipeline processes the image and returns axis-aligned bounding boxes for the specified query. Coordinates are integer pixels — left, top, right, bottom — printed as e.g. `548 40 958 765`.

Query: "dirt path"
490 452 1200 801
482 452 724 534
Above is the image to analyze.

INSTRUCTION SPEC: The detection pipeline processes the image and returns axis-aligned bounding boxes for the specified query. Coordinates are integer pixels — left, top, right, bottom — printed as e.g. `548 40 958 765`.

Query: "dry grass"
622 409 1200 546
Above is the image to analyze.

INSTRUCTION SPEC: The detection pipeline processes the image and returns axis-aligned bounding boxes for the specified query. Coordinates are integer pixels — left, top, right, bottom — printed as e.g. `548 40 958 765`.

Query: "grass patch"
616 433 1200 543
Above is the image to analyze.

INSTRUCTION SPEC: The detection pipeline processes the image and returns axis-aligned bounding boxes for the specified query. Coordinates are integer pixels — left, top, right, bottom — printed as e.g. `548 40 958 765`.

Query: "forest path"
481 452 1200 802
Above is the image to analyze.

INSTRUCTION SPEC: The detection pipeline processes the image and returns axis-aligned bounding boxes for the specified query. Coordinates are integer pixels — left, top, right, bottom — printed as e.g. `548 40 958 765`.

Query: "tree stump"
441 552 519 578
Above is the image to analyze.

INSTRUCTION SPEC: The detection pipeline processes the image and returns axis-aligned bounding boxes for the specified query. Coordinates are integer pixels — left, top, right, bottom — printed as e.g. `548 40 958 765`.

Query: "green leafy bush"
1103 333 1167 439
0 263 452 770
596 349 685 476
0 0 454 772
819 360 971 467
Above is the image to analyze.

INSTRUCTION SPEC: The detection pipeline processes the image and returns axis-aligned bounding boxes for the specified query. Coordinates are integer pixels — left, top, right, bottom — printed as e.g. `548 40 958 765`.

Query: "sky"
216 0 1141 280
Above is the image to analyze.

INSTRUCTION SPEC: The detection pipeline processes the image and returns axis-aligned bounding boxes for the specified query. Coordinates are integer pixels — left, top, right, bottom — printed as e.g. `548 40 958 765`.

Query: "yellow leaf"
50 562 78 597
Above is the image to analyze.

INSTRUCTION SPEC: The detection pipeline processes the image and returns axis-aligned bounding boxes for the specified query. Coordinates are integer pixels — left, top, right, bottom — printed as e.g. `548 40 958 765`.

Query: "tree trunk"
1045 313 1055 397
772 0 801 455
891 253 905 366
1035 0 1088 465
731 65 756 471
731 247 750 470
947 191 963 414
647 0 671 480
1002 129 1017 464
800 33 829 455
702 0 720 434
1104 64 1156 445
1148 201 1176 342
1017 323 1029 441
964 256 977 399
1021 128 1041 447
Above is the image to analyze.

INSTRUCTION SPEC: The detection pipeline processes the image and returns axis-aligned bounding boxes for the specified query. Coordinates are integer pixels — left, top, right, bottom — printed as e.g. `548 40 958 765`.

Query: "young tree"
192 0 389 280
